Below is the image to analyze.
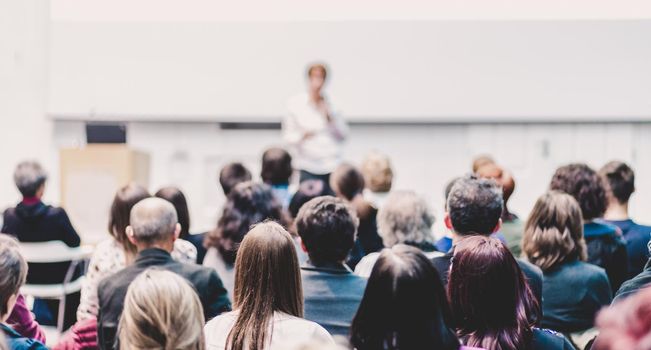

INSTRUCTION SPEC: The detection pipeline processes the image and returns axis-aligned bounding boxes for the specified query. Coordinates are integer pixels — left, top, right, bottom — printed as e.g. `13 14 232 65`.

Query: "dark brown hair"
155 186 191 239
599 161 636 205
219 163 252 196
227 222 303 350
330 163 365 201
550 163 607 220
448 236 539 350
260 148 293 186
108 183 150 258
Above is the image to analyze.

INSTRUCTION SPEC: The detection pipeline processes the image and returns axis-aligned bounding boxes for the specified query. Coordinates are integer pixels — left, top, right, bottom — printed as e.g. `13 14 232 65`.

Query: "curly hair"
204 182 284 264
550 163 607 220
446 174 503 236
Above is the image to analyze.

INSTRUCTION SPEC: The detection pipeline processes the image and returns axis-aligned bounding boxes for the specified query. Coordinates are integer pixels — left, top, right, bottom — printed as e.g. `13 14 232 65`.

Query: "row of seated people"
0 149 650 350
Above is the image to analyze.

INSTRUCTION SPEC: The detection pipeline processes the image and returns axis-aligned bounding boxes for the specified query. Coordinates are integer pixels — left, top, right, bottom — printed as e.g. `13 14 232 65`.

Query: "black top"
346 207 384 269
614 258 651 303
583 222 628 293
602 219 651 278
97 248 231 350
186 232 207 264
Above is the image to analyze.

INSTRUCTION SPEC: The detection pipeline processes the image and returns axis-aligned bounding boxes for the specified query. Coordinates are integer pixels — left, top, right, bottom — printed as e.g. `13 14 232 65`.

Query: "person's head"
155 186 191 240
118 268 205 350
261 147 293 186
592 286 651 350
472 155 495 173
288 180 326 219
448 236 539 350
445 174 503 237
599 161 636 207
205 182 284 264
476 163 516 205
361 152 393 193
13 161 47 198
294 196 358 265
350 245 459 350
219 162 252 196
125 197 181 253
330 163 365 201
0 235 27 322
306 63 328 93
108 183 151 257
522 191 587 272
377 191 434 247
550 163 607 220
228 222 303 350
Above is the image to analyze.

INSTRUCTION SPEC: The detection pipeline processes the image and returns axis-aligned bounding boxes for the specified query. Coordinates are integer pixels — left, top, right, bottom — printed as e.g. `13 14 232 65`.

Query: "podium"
59 145 150 244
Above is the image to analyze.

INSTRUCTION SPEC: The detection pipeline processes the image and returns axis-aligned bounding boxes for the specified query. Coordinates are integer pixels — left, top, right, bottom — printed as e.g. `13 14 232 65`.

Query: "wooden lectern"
60 145 150 244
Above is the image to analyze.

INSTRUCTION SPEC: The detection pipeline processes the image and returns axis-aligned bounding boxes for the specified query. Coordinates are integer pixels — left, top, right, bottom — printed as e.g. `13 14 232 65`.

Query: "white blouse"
204 311 334 350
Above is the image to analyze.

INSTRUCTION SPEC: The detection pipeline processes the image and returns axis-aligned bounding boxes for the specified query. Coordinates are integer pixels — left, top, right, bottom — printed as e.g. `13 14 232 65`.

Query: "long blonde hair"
227 221 303 350
118 268 206 350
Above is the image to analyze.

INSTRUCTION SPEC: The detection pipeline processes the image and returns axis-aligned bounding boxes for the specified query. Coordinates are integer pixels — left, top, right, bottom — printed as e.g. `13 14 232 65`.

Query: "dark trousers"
299 170 335 196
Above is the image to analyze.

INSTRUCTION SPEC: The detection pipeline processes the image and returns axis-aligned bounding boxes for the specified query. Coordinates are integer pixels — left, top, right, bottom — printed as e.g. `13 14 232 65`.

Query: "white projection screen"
48 1 651 122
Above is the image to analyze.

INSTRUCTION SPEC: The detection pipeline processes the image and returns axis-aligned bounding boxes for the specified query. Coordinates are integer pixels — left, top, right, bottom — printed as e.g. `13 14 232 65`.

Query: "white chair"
18 241 93 333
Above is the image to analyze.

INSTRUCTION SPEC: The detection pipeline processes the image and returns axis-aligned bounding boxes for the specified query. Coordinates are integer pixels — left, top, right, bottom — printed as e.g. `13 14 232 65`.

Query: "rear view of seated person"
0 235 47 350
360 151 393 210
261 147 296 209
354 190 442 277
219 162 252 196
295 196 368 337
431 174 544 307
522 191 612 343
599 161 651 278
550 163 628 292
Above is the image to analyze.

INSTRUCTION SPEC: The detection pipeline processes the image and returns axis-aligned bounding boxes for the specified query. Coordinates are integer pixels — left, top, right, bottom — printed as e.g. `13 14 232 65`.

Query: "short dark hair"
446 174 503 236
288 179 326 219
14 161 47 197
599 161 635 205
260 148 293 186
219 162 252 195
550 163 606 220
295 196 358 264
330 163 365 201
155 186 191 239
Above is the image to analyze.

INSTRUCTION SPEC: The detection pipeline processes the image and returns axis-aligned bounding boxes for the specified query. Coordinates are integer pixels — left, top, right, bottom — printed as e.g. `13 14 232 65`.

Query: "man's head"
307 63 328 94
14 161 47 198
294 196 359 265
219 162 252 196
476 162 516 204
445 174 503 237
0 235 27 321
261 147 293 186
550 163 606 220
599 161 635 206
126 197 180 252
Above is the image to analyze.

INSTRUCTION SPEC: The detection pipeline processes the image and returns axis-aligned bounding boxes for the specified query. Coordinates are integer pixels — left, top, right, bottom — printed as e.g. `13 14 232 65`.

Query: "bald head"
127 197 179 247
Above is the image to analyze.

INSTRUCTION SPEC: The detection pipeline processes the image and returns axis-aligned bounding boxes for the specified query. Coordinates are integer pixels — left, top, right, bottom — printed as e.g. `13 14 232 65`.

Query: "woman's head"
593 286 651 350
550 163 607 220
155 186 191 239
361 152 393 193
350 245 459 350
118 268 205 350
448 236 538 350
108 183 150 257
522 191 587 272
377 191 434 247
204 181 284 264
228 221 303 350
0 235 27 321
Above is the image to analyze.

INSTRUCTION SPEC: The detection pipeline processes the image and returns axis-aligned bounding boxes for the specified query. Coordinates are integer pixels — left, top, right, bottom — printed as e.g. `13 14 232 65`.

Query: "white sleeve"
282 105 305 146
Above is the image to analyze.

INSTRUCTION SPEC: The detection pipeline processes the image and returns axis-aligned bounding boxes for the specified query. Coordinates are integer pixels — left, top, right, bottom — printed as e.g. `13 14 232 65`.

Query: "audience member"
261 147 295 208
431 175 544 305
354 190 442 277
288 179 327 219
435 177 461 253
98 197 230 349
0 235 47 350
448 236 575 350
77 183 196 321
203 181 285 298
5 294 45 344
204 222 333 349
155 186 207 263
219 162 252 196
350 245 461 350
295 196 367 336
550 163 628 292
472 154 496 173
592 286 651 350
118 269 206 350
330 163 384 268
360 151 393 209
613 247 651 303
522 191 612 344
599 161 651 278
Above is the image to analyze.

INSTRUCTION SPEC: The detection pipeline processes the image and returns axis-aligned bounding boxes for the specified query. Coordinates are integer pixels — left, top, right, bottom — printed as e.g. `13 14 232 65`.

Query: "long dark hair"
448 236 539 350
350 245 460 350
108 183 150 260
155 186 191 240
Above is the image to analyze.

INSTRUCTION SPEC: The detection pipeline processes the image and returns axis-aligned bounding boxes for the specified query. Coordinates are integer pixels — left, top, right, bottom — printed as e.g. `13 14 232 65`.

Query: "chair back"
19 241 92 263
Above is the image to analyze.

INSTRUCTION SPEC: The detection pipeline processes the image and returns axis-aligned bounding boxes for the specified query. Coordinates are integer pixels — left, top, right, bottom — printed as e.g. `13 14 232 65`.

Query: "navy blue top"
602 219 651 278
583 222 628 292
0 323 47 350
301 261 367 337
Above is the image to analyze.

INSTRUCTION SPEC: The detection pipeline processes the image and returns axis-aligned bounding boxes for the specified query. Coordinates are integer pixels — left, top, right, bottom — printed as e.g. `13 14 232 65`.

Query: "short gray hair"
14 161 47 197
377 191 435 247
129 198 178 245
0 235 27 317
